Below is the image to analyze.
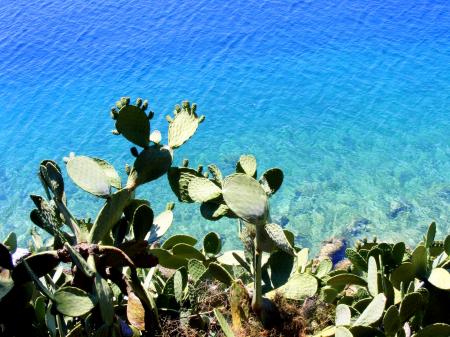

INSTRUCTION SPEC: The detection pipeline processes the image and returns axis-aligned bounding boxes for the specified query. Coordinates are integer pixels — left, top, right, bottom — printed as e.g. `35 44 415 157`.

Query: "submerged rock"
344 217 370 237
318 238 347 265
388 200 413 219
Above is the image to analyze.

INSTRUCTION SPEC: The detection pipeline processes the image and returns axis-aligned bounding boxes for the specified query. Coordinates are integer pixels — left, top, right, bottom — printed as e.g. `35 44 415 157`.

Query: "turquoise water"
1 0 449 251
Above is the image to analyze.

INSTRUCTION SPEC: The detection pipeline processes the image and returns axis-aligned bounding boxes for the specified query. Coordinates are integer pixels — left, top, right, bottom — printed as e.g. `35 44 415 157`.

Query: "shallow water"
1 0 449 251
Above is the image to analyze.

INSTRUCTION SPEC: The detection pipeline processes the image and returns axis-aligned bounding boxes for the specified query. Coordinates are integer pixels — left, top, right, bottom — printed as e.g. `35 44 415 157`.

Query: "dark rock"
318 238 347 266
345 217 370 237
388 200 413 219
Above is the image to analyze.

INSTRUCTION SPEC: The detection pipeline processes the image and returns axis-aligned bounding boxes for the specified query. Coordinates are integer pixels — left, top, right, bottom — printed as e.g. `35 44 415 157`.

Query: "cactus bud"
373 236 377 243
112 129 120 135
192 103 197 113
199 115 205 123
125 164 131 175
197 165 203 173
130 147 139 157
149 130 161 144
115 101 123 109
182 159 189 167
148 111 154 120
110 108 118 120
121 97 130 106
166 115 173 123
182 101 189 110
363 238 368 244
174 104 181 114
203 172 209 178
166 202 175 211
142 100 148 111
136 97 142 107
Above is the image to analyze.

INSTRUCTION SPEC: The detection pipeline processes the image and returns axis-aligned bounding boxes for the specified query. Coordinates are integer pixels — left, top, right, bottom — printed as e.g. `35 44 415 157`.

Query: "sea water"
1 0 449 252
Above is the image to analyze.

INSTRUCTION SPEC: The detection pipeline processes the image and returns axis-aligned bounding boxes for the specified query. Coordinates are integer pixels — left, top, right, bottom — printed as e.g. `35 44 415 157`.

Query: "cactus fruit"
222 173 269 226
187 176 222 202
126 145 173 190
236 154 257 177
167 101 205 149
114 98 150 148
259 168 284 196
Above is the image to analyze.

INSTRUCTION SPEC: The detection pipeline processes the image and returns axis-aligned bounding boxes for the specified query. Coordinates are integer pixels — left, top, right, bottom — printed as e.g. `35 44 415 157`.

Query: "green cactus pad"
259 168 284 196
172 243 205 261
131 204 154 241
147 207 174 243
214 308 235 337
327 273 367 287
349 326 383 337
391 242 406 266
187 176 222 202
208 164 223 185
188 259 207 283
236 154 257 177
320 286 339 303
54 287 95 317
390 262 416 289
89 188 132 243
427 268 450 290
280 273 318 301
222 173 268 225
127 145 173 189
167 166 204 202
399 292 423 323
115 103 150 148
148 248 187 269
425 222 436 248
353 293 386 326
162 234 197 250
92 157 122 189
367 256 379 297
315 258 333 279
264 223 295 255
444 235 450 255
66 155 111 197
167 101 204 149
383 305 400 336
345 248 368 272
94 274 114 325
411 245 428 278
208 262 233 286
268 250 295 288
335 327 353 337
3 232 17 254
200 202 231 220
40 160 65 201
412 323 450 337
203 232 222 255
336 304 352 326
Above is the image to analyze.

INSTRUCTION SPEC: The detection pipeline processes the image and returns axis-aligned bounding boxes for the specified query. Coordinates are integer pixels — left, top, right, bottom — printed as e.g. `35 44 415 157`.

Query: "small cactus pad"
167 101 204 149
115 99 150 148
203 232 222 255
168 166 204 203
268 273 318 301
412 323 450 337
147 206 174 243
92 157 122 189
208 164 223 185
264 223 295 255
162 234 197 250
236 154 257 177
207 262 233 286
66 155 117 197
200 202 231 221
187 176 222 202
222 173 269 225
335 304 351 326
40 160 65 201
259 168 284 196
132 204 154 241
127 145 173 189
383 305 401 336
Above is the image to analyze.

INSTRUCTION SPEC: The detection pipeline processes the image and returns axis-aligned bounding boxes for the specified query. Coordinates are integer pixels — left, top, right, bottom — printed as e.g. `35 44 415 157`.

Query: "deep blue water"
1 0 449 250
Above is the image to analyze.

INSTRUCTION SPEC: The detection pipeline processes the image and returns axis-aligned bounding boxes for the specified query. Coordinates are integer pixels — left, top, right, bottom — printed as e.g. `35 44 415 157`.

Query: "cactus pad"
147 207 174 243
167 101 204 149
203 232 222 255
259 168 284 196
92 157 122 189
200 202 231 221
54 286 95 317
270 273 318 301
336 304 351 326
187 176 222 202
353 293 386 326
66 155 111 197
236 154 257 177
127 145 173 189
427 268 450 290
264 223 295 255
40 160 65 201
167 166 204 203
162 234 197 250
115 100 150 148
222 173 269 225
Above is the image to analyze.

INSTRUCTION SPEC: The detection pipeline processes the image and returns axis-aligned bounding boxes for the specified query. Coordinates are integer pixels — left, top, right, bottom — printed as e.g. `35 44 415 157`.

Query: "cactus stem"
252 224 263 315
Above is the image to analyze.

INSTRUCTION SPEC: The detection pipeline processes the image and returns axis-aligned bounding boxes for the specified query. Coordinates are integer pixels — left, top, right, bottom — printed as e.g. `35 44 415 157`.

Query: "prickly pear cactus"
112 97 151 148
167 101 205 149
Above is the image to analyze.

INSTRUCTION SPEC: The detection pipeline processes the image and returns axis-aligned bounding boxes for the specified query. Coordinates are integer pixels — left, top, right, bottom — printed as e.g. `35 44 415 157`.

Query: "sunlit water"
1 0 449 252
